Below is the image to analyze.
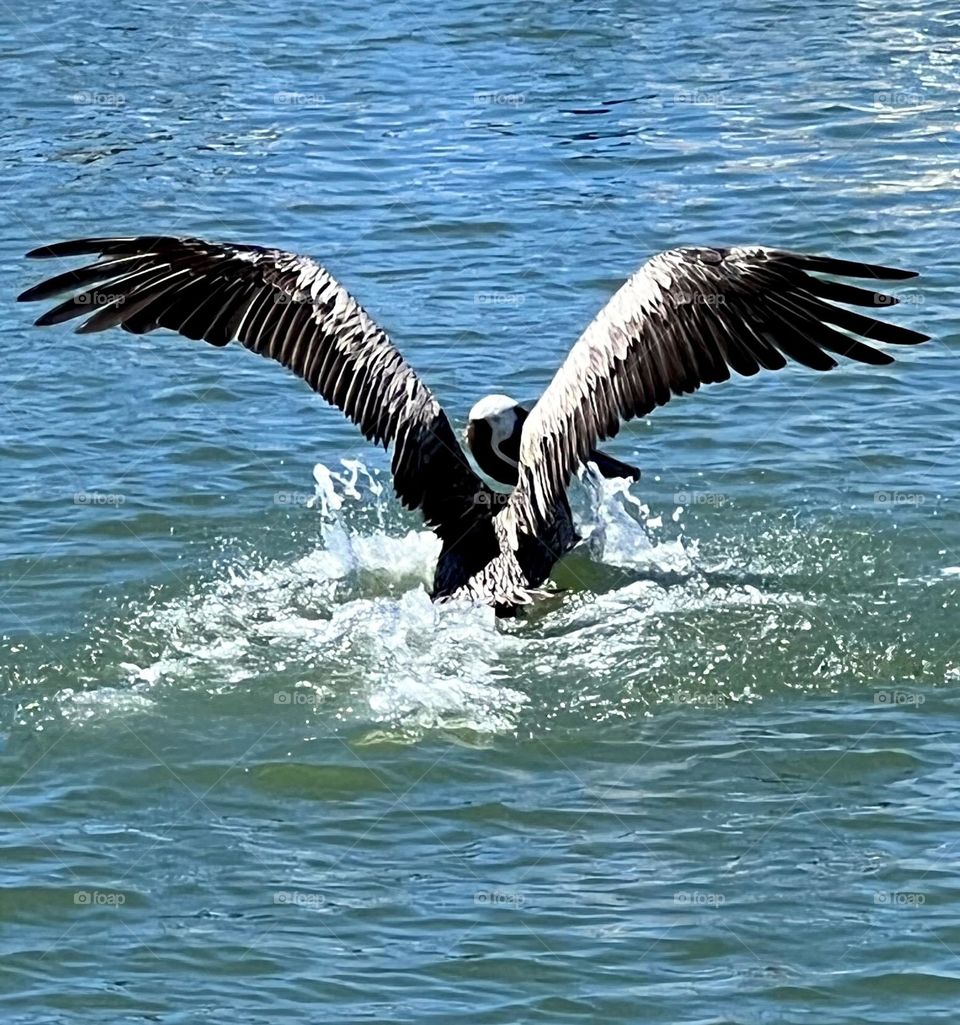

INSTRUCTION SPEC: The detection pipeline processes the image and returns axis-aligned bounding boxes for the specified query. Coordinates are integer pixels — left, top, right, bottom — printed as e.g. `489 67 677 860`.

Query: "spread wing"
19 235 496 551
501 246 929 541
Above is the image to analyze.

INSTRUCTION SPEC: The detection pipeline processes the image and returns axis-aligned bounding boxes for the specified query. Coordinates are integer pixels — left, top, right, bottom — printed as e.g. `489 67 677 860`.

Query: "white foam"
51 461 521 734
57 686 157 723
44 457 808 731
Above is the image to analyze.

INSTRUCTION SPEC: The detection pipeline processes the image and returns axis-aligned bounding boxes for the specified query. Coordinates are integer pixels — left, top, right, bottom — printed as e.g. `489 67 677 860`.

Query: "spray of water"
20 459 849 736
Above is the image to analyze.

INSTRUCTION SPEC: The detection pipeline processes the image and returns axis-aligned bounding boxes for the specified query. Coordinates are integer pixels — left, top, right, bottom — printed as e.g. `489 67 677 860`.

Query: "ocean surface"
2 1 959 1021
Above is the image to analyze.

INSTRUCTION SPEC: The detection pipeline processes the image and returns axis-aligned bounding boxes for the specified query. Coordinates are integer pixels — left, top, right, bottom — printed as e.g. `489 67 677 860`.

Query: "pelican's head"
465 394 528 487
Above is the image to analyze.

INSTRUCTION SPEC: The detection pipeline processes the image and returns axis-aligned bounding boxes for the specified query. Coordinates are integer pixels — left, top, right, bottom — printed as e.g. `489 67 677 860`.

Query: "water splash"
14 456 931 737
574 466 697 575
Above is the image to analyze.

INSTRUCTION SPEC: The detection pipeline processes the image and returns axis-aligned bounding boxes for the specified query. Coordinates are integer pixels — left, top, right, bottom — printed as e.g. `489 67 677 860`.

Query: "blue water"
2 1 959 1021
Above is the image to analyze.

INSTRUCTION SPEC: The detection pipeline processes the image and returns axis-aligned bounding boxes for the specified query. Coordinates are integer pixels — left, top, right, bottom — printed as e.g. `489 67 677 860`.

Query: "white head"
465 393 528 487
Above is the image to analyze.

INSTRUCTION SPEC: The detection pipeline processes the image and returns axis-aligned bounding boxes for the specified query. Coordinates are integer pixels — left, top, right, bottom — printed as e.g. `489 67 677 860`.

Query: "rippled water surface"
2 1 959 1021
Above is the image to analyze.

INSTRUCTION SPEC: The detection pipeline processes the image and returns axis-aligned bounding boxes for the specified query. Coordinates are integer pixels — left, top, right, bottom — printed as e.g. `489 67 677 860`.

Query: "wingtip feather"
793 252 920 281
25 239 108 259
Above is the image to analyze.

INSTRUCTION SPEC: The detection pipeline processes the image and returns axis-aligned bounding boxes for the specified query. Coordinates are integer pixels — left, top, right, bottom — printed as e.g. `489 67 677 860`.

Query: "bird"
19 235 928 614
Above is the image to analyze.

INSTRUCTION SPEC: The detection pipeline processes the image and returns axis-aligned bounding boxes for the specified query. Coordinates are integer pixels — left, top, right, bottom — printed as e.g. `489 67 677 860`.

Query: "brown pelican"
19 236 928 613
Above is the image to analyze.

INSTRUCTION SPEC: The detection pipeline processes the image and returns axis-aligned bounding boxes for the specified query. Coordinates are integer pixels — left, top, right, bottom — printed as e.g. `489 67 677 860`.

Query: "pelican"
19 236 928 613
